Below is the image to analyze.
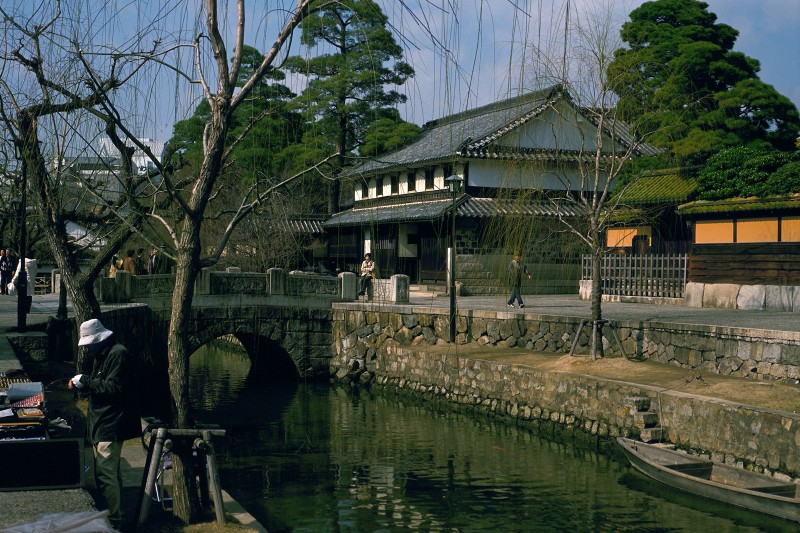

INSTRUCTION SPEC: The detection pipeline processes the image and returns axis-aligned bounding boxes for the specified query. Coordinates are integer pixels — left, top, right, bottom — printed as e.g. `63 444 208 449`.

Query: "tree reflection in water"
188 342 785 533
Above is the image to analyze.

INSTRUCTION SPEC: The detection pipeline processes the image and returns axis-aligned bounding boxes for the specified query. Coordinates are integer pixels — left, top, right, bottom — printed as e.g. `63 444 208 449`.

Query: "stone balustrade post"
390 274 410 304
226 267 241 273
51 269 61 295
268 268 286 295
339 272 357 300
195 267 212 295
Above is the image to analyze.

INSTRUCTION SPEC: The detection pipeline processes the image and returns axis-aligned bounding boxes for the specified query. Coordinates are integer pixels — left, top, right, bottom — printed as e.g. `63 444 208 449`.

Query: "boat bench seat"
748 483 798 497
667 460 713 478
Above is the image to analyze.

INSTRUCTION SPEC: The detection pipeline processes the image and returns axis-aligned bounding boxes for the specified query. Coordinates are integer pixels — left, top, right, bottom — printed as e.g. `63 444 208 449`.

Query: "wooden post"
138 427 226 526
203 430 226 524
138 427 168 527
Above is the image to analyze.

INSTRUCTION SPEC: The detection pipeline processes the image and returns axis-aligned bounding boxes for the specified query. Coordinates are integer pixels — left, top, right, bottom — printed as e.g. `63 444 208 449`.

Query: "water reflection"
189 342 790 532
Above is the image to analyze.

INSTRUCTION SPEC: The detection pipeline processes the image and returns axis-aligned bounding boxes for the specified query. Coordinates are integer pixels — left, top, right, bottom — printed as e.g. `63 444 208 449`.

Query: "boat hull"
618 437 800 523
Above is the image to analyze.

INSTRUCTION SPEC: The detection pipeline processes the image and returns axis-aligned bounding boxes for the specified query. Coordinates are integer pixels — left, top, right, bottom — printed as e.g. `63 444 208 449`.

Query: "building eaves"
282 219 325 234
457 197 584 218
678 195 800 216
460 146 619 163
323 198 456 228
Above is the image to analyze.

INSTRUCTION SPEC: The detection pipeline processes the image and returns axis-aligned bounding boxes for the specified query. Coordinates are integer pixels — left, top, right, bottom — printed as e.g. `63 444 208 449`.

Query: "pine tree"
285 0 415 212
608 0 799 162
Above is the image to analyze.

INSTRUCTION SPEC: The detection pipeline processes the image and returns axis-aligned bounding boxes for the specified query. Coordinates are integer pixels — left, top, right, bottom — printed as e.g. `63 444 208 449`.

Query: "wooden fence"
581 253 688 298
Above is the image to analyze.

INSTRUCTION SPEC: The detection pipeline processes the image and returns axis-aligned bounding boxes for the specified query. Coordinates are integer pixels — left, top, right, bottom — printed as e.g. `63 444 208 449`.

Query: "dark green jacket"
507 259 529 289
83 340 140 443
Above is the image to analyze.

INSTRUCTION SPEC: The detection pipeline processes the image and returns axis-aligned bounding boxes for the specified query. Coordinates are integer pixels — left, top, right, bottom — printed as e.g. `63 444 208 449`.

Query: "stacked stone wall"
332 305 800 384
360 346 800 480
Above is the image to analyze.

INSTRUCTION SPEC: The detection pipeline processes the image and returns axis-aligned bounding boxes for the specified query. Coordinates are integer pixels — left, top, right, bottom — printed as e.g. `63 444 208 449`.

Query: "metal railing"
581 253 688 298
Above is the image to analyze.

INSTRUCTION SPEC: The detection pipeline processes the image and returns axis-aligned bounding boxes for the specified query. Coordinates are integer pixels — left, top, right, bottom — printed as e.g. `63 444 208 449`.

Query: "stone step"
640 427 666 443
634 411 659 429
627 396 652 412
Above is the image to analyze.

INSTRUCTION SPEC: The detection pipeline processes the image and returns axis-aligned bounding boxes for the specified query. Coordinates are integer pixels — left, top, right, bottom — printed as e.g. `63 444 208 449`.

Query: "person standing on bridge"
68 319 140 530
123 249 137 275
149 247 170 275
358 253 375 297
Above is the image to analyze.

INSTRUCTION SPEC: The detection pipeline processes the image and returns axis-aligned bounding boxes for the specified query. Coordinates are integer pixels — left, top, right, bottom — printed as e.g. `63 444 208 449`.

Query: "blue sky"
102 0 797 140
384 0 800 126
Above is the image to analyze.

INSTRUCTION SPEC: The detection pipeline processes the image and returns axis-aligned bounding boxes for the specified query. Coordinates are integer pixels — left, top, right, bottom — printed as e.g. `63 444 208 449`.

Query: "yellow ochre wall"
694 217 800 244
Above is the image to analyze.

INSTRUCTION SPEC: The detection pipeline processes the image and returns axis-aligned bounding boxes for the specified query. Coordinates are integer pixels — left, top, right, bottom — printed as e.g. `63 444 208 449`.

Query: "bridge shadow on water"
188 337 302 429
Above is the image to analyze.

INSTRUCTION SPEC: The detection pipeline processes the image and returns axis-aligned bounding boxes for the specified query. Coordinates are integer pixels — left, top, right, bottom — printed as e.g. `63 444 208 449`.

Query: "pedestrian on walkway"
109 255 122 278
68 319 140 530
11 256 37 312
506 254 531 308
0 249 16 295
149 247 171 274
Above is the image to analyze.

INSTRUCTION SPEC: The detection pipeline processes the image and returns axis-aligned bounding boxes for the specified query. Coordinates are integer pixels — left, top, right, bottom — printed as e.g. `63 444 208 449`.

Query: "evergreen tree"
697 146 800 200
609 0 800 162
169 45 303 185
285 0 415 212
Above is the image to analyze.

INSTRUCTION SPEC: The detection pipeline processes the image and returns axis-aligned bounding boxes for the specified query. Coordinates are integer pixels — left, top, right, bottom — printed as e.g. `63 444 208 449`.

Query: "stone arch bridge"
93 268 409 382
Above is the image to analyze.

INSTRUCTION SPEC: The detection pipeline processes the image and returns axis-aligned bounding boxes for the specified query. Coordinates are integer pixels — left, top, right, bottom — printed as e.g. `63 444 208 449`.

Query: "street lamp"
445 174 463 343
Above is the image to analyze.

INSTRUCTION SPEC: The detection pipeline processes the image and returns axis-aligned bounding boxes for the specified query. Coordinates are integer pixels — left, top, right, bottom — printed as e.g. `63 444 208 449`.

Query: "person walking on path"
0 249 16 295
358 253 375 296
68 319 140 530
507 254 531 308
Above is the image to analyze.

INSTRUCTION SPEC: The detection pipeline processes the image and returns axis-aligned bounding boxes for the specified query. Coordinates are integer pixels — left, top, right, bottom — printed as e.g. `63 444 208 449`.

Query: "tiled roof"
323 198 455 227
283 218 325 234
678 195 800 216
341 86 562 177
618 171 698 205
457 197 583 218
323 195 584 227
341 85 658 178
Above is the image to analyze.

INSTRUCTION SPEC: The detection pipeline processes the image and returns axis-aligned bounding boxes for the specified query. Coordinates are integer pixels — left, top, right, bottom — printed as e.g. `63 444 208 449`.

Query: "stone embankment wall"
362 345 800 479
331 305 800 479
331 304 800 384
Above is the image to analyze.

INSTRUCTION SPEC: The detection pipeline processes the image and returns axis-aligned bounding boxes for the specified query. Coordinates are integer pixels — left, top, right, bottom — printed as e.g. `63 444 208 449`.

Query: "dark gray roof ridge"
422 85 562 130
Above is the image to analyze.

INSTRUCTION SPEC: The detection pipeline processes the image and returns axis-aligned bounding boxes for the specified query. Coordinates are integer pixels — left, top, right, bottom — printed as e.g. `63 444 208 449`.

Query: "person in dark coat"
68 319 140 529
506 254 532 308
149 247 171 274
0 249 17 295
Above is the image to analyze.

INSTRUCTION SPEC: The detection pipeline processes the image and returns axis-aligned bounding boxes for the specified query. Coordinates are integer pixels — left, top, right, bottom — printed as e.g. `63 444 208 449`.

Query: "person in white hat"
68 318 140 529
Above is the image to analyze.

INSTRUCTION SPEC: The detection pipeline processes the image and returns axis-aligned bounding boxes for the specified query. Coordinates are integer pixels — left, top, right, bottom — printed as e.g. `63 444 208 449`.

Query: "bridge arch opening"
236 334 300 383
188 339 252 412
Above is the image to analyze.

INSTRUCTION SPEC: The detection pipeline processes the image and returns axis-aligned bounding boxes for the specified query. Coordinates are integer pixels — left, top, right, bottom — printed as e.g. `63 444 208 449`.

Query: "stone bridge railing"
91 267 410 305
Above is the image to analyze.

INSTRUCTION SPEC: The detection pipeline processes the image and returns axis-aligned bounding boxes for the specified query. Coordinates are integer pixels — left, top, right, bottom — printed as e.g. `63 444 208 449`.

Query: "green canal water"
188 342 795 532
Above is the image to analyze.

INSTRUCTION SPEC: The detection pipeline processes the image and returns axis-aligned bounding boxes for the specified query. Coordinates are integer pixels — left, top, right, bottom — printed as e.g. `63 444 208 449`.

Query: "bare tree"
0 0 338 521
0 2 162 326
525 6 661 358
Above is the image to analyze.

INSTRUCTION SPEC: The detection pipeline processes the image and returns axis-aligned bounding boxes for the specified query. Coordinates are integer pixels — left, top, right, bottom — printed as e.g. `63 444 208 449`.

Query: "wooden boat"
618 437 800 523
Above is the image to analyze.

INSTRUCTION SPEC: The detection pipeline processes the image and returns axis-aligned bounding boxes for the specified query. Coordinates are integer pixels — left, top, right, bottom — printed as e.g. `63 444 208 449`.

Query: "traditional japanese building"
324 85 657 295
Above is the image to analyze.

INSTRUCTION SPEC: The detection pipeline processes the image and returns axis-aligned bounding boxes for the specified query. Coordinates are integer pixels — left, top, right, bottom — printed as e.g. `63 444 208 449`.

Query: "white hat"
78 319 114 346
